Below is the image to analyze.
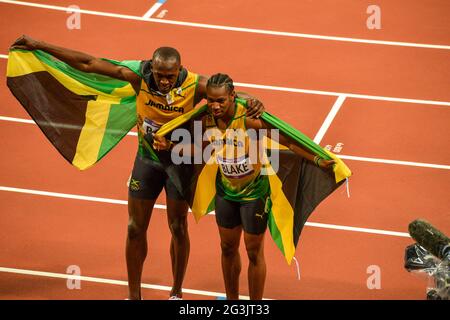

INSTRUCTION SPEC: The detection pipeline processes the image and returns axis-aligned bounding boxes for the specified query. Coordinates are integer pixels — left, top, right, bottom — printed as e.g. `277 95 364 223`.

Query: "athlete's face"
151 57 181 94
207 86 235 118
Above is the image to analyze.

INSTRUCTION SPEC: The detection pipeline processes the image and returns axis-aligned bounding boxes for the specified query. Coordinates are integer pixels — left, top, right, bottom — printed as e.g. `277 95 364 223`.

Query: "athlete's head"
151 47 182 94
206 73 236 119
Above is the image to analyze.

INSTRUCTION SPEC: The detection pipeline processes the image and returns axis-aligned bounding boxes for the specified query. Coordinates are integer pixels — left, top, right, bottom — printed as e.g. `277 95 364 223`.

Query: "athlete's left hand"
246 98 265 119
153 134 171 151
319 159 336 169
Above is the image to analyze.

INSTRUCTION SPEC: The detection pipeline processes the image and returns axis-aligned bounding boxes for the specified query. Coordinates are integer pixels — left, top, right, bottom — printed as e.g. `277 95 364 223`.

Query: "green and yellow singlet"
205 102 270 202
136 71 198 160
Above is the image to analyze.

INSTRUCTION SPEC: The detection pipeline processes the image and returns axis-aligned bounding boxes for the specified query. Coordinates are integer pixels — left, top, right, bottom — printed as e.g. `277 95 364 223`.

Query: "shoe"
168 295 183 300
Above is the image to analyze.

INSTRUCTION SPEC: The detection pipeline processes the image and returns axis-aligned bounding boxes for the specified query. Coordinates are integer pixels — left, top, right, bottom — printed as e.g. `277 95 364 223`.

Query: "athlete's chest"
136 87 193 113
136 76 197 130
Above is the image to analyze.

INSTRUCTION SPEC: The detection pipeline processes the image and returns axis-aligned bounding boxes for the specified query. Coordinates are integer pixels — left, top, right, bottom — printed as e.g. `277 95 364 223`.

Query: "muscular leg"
126 196 156 300
244 232 266 300
218 225 242 300
166 198 190 298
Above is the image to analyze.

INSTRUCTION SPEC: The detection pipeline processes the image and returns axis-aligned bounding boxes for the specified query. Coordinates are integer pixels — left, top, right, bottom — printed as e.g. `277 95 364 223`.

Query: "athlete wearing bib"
126 56 264 300
206 74 334 300
11 35 266 301
154 73 335 300
129 66 199 200
205 102 270 235
125 54 205 300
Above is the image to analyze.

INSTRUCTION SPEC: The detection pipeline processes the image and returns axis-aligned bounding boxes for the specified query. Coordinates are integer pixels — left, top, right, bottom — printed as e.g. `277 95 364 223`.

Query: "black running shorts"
128 154 184 200
215 193 269 235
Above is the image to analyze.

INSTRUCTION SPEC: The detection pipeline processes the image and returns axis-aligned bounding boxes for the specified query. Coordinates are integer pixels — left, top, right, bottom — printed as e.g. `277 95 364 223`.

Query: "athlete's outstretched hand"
318 159 335 169
11 35 40 51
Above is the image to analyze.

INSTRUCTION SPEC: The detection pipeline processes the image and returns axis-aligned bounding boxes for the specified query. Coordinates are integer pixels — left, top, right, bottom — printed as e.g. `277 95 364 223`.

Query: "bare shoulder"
119 65 141 83
116 65 141 94
194 74 208 103
196 75 208 93
197 74 208 86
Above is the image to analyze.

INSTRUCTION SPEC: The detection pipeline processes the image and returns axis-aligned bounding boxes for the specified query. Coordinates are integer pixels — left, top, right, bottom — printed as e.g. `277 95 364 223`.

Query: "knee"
168 217 188 238
221 241 239 257
246 245 263 265
127 221 146 240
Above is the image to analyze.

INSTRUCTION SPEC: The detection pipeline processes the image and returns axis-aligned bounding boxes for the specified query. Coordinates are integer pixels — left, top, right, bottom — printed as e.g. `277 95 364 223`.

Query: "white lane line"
0 0 449 50
1 115 449 170
0 185 411 238
338 154 450 170
0 186 183 211
0 186 130 205
233 82 450 107
0 116 34 124
0 266 253 300
1 55 450 106
306 222 410 238
143 0 166 19
314 95 346 144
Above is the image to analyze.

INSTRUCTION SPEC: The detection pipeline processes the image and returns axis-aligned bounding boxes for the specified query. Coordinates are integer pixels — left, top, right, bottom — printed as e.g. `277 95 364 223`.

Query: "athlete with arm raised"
11 35 265 300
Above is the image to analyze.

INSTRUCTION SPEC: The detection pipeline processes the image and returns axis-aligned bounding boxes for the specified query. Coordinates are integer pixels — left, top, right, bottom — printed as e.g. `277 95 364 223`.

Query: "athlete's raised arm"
11 35 141 93
245 117 335 169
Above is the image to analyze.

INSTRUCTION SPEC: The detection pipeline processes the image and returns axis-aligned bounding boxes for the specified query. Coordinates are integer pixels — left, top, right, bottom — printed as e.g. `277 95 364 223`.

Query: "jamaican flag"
156 103 352 264
6 49 141 170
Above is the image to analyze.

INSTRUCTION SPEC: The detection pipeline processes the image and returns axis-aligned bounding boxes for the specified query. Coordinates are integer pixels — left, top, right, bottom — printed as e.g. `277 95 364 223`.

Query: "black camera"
404 222 450 300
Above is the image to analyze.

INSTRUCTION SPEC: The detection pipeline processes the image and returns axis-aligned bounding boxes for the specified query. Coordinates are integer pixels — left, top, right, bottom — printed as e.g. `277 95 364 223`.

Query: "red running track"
0 0 449 300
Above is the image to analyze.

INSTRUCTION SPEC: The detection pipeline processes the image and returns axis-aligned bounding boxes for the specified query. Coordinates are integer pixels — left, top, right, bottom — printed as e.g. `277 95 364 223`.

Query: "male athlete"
11 35 264 300
154 73 335 299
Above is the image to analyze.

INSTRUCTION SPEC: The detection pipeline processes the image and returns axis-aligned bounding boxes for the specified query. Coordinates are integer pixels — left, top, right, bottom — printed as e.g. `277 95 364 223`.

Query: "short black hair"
207 73 234 93
152 47 181 64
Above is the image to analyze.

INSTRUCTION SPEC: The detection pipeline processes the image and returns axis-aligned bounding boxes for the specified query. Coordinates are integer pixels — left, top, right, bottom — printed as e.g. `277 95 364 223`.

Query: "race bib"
218 155 254 179
143 118 162 134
